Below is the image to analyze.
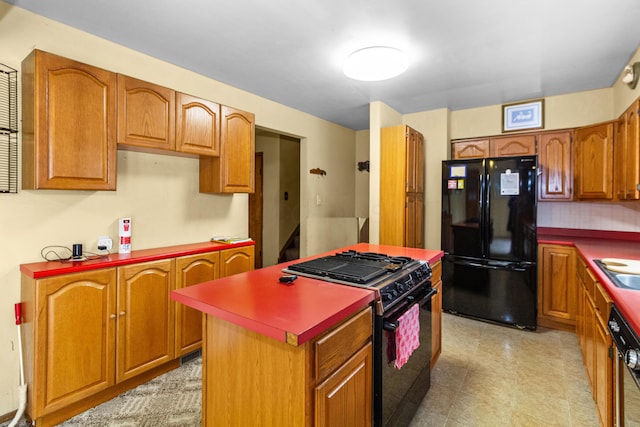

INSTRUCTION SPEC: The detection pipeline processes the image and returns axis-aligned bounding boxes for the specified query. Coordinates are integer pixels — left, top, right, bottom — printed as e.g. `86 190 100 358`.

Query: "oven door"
615 349 640 426
374 285 436 427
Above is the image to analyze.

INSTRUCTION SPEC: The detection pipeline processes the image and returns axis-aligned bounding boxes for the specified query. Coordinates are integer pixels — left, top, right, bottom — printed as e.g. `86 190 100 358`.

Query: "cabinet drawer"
431 260 442 284
315 307 372 382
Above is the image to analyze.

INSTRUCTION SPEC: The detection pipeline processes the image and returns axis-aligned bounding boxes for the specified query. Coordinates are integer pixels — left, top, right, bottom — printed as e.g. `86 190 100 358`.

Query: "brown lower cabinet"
537 244 577 331
539 245 614 426
202 306 373 426
575 255 614 427
21 245 254 427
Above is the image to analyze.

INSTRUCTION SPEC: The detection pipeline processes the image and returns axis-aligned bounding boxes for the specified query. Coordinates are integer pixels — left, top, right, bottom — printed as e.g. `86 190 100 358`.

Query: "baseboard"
0 410 17 424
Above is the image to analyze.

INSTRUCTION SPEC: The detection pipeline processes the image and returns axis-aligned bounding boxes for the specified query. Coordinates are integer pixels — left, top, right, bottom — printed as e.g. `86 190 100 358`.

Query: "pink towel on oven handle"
394 303 420 369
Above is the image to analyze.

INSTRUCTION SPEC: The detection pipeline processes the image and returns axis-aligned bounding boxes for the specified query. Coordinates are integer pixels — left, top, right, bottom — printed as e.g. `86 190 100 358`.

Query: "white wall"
0 3 357 414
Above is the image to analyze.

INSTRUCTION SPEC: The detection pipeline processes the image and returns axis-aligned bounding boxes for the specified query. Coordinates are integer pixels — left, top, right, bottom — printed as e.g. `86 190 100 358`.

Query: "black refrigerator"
441 155 537 330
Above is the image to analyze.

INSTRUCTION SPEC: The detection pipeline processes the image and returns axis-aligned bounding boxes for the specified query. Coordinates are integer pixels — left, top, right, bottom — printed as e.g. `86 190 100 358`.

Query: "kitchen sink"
594 259 640 291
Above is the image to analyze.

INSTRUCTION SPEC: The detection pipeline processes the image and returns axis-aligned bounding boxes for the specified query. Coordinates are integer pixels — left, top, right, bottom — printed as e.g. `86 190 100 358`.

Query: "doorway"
250 129 300 268
249 153 263 268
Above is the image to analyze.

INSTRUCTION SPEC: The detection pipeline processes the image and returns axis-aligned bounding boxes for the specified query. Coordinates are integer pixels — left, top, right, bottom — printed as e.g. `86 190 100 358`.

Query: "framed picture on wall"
502 99 544 132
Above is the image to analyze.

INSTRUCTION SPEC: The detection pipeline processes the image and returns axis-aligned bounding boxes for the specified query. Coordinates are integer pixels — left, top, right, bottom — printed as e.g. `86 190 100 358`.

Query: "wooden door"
249 153 264 269
21 50 117 190
315 343 372 427
117 74 175 151
574 122 614 200
538 244 577 330
538 131 573 200
35 269 116 414
116 259 175 382
175 253 219 356
176 92 220 156
220 246 255 277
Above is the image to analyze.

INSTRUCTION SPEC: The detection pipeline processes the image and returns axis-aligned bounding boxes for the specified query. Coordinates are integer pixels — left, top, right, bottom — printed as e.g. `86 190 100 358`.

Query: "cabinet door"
199 106 255 193
491 134 536 157
574 122 614 200
538 244 577 330
176 92 220 156
35 269 116 415
622 101 640 200
117 74 176 151
117 259 175 382
175 252 219 356
538 132 573 200
21 50 117 190
452 139 490 159
406 128 424 193
220 246 255 277
404 192 424 249
315 342 372 427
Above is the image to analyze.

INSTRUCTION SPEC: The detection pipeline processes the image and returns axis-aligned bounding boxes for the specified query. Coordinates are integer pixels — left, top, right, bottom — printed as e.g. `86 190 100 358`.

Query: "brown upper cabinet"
491 134 537 157
452 139 490 159
452 134 536 160
117 76 222 157
117 74 176 151
21 50 117 190
574 121 614 200
199 106 255 193
176 93 220 156
380 125 425 248
615 100 640 200
538 131 573 200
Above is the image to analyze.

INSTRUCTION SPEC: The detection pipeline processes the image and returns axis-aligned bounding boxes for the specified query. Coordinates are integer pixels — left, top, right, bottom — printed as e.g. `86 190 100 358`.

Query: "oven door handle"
383 288 437 332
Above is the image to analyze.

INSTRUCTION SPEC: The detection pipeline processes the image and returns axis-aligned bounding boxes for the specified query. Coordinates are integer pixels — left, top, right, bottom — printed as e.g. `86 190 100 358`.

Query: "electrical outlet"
98 236 113 251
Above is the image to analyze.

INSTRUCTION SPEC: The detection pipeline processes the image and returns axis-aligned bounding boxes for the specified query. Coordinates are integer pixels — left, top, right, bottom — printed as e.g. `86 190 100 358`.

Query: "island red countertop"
538 228 640 337
20 240 255 279
171 243 444 346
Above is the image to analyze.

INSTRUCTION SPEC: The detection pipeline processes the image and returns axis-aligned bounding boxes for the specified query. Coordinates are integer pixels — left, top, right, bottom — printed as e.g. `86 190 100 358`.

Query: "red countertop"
171 243 444 346
538 228 640 337
20 240 255 279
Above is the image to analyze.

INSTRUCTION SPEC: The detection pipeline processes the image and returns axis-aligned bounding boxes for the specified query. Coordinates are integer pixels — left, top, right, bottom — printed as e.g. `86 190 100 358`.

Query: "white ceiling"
6 0 640 130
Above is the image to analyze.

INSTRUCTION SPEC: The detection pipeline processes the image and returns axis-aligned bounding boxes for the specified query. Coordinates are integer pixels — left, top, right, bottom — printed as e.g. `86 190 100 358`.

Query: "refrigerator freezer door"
441 159 485 257
485 156 537 262
442 255 537 329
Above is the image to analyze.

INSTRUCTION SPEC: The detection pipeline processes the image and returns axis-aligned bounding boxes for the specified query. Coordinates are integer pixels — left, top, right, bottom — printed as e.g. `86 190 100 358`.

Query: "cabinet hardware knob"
110 314 116 319
119 311 126 316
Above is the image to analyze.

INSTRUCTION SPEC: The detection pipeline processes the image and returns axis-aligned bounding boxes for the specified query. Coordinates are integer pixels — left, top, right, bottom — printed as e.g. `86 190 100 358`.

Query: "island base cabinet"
202 307 373 427
315 343 372 427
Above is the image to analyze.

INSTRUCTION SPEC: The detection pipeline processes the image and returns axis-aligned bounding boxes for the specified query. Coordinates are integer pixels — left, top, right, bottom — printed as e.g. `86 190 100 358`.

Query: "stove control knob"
626 349 640 370
608 320 620 333
397 283 405 293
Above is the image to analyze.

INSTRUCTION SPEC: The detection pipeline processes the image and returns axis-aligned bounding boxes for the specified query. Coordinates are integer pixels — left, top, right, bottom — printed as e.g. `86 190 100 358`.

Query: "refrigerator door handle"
448 258 532 272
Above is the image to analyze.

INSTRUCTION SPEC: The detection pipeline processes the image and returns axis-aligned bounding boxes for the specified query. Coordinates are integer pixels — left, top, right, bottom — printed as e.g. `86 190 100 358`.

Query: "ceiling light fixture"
343 46 408 82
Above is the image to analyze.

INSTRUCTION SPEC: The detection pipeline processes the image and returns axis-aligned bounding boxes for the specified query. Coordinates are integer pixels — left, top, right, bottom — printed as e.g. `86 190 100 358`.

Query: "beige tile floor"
410 313 600 427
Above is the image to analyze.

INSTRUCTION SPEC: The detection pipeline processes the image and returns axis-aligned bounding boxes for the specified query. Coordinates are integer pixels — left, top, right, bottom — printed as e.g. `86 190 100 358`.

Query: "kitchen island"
171 243 443 426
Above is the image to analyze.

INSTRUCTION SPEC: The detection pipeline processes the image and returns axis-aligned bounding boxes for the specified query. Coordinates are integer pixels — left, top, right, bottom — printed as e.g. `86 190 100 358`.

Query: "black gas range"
283 249 433 313
285 249 435 427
